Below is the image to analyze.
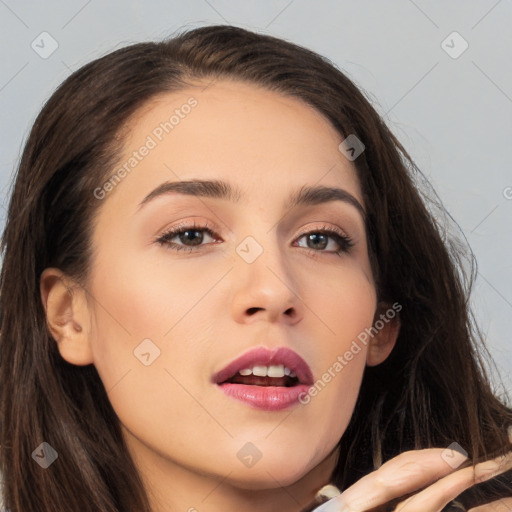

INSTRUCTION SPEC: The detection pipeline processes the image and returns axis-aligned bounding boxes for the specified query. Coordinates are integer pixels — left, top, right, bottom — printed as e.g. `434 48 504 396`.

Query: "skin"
39 80 510 511
313 447 512 511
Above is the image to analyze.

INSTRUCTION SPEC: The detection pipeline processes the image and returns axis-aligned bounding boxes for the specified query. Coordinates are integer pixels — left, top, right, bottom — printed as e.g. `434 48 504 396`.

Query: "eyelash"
155 221 354 256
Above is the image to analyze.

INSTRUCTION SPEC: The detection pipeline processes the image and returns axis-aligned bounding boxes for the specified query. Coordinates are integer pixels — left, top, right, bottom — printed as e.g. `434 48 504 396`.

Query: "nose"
230 240 304 325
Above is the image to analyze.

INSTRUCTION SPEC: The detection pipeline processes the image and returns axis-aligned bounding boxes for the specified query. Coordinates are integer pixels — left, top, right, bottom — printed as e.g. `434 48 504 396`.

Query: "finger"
313 448 468 511
394 451 512 512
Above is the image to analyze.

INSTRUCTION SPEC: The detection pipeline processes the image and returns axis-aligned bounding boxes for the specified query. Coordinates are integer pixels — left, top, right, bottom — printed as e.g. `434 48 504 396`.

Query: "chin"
225 452 322 490
228 469 308 491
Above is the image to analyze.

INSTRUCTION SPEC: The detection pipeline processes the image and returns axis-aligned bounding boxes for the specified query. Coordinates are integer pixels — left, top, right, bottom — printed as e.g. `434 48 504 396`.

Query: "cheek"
85 248 173 392
85 252 211 460
86 244 219 421
295 262 376 433
88 234 231 337
301 257 377 352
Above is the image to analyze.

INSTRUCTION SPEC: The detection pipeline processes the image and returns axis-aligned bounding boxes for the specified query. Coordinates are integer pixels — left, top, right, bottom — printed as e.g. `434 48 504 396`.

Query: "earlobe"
366 302 401 367
40 268 94 366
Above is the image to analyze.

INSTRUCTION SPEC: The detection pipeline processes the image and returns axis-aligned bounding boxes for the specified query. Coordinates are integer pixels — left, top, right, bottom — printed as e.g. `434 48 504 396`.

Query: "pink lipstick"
212 346 314 411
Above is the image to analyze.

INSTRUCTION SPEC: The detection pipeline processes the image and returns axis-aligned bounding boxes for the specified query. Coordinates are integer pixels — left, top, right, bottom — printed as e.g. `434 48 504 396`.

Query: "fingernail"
474 453 512 483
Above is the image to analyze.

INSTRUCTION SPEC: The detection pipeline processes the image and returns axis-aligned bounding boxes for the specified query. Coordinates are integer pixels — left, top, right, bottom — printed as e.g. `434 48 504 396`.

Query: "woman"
0 24 511 512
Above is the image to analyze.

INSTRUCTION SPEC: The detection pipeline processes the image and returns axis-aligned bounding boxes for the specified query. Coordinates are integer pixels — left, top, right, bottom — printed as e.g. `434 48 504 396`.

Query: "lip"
217 383 312 411
212 346 315 386
212 346 314 411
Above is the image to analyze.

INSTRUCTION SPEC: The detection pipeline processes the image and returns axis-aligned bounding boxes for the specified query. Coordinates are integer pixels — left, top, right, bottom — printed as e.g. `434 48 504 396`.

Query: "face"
47 80 397 497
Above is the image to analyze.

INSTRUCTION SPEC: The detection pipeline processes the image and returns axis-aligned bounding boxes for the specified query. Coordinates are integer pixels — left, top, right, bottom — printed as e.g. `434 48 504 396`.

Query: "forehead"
103 79 363 211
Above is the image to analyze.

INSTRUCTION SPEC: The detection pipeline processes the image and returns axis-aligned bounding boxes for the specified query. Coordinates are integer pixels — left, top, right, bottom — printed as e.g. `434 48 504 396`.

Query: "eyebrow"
137 179 366 218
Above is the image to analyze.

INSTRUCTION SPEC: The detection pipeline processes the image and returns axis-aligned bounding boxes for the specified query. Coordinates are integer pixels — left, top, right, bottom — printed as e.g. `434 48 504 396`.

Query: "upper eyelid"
295 224 350 239
159 221 348 235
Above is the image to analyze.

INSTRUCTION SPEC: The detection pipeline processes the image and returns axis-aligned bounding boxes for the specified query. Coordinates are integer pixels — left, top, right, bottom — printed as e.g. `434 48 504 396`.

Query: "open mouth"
220 365 301 388
224 374 300 387
212 347 314 390
213 350 313 410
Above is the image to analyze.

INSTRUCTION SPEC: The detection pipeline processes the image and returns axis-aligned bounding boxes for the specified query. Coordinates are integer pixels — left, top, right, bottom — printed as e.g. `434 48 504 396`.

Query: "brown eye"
155 222 220 252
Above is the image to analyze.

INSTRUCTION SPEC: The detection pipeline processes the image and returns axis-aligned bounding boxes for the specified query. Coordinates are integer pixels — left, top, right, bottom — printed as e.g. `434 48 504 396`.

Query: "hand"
313 447 512 511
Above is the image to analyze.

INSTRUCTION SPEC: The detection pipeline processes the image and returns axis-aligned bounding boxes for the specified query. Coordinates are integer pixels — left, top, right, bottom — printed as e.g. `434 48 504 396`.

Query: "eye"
155 222 354 255
294 225 354 255
155 221 221 252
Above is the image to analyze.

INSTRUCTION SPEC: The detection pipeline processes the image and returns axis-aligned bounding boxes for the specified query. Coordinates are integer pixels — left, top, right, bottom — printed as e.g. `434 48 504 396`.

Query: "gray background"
1 1 511 394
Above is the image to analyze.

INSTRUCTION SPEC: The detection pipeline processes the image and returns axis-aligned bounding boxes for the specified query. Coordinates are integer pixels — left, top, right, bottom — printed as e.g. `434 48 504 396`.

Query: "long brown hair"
1 25 511 511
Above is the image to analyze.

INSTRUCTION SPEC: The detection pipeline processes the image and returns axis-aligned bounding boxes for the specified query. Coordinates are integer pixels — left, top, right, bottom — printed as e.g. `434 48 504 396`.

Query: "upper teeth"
238 365 297 378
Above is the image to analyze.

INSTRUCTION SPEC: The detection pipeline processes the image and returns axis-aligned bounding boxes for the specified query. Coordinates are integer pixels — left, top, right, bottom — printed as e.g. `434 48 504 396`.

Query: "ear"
366 301 401 367
40 268 94 366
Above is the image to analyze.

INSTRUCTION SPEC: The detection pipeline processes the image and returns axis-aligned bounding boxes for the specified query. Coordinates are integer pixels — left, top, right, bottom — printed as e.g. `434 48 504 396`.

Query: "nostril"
247 307 263 315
